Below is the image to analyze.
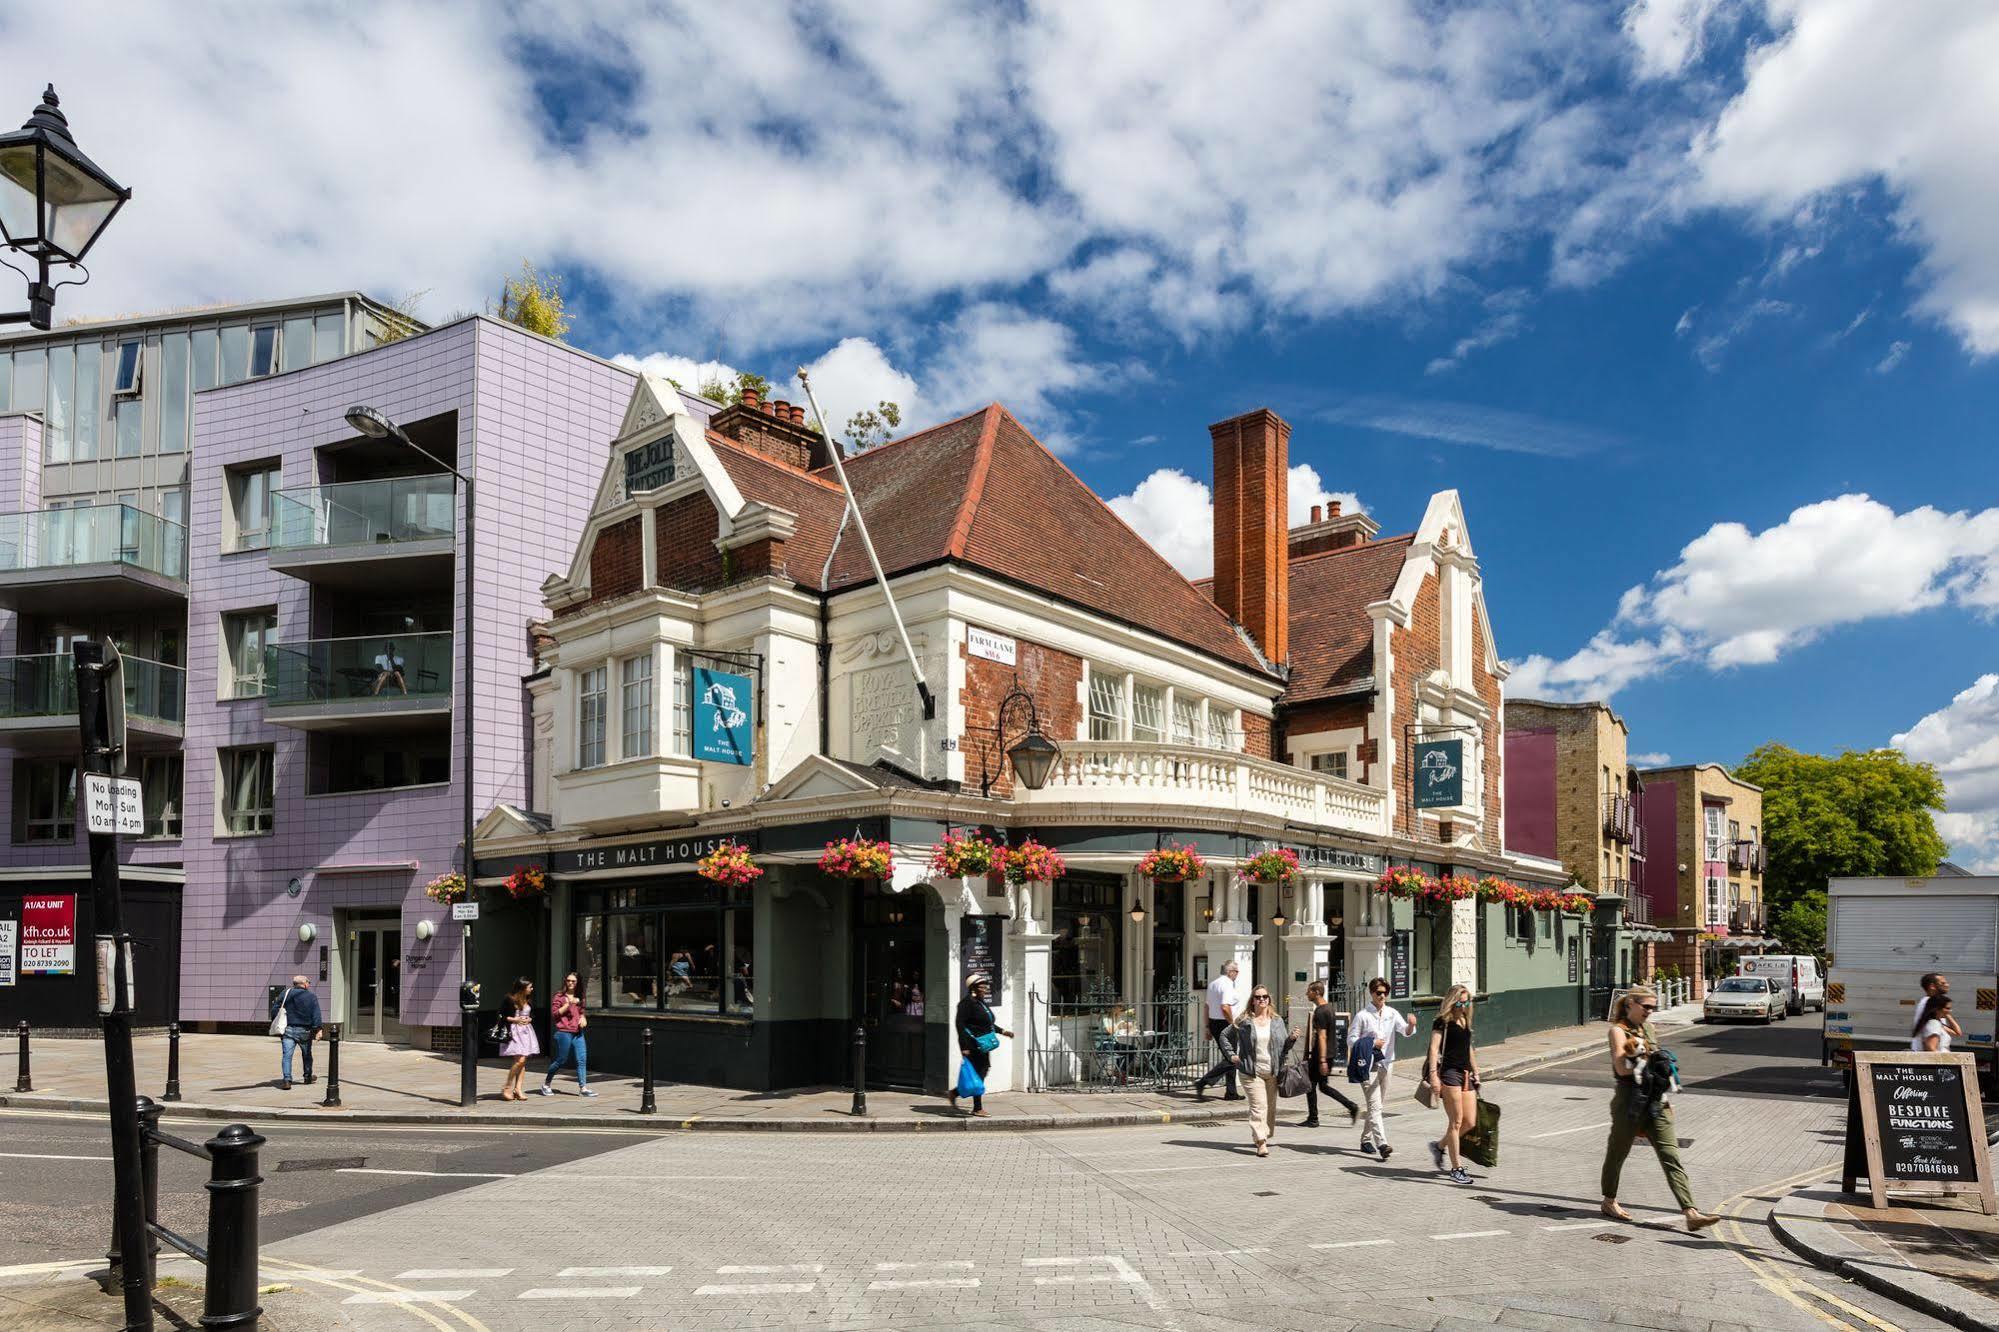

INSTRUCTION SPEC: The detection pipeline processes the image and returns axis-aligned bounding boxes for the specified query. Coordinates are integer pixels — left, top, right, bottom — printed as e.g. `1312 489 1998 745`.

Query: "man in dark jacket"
272 975 323 1089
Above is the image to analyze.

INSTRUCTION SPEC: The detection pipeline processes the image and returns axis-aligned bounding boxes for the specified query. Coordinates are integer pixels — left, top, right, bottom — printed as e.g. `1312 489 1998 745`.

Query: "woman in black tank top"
1426 985 1480 1183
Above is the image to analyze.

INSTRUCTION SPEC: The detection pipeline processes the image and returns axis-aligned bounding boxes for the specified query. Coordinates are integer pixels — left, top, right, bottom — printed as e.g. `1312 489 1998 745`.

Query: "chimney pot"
791 404 808 426
1329 500 1342 517
1310 504 1322 524
772 398 790 419
741 385 761 409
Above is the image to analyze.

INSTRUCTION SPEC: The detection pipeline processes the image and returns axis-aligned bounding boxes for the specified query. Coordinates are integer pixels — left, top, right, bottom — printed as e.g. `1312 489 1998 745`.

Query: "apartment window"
1703 804 1724 861
226 463 279 550
218 325 249 386
577 666 608 768
159 333 189 453
1131 682 1165 742
12 345 43 416
114 398 141 457
1087 671 1126 741
248 325 279 379
1171 693 1200 745
141 755 183 838
191 328 218 392
13 758 77 844
621 653 654 759
221 610 276 698
0 349 10 410
160 489 187 533
219 746 275 835
1704 875 1725 928
46 343 73 460
1310 750 1349 780
312 312 344 363
281 316 313 373
74 343 101 458
111 339 142 395
669 654 692 756
1728 818 1740 843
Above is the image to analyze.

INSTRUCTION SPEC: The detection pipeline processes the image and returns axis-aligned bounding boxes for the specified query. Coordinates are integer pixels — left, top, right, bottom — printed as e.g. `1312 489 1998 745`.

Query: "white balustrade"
1017 741 1388 836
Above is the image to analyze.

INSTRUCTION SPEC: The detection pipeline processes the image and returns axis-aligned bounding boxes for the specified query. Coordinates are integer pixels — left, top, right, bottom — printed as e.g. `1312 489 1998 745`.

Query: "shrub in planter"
928 830 999 878
818 837 894 881
697 840 763 889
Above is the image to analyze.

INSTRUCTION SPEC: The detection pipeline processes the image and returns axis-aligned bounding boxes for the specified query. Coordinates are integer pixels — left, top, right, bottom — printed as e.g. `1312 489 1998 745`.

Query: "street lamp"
345 403 479 1107
0 86 129 330
974 679 1061 797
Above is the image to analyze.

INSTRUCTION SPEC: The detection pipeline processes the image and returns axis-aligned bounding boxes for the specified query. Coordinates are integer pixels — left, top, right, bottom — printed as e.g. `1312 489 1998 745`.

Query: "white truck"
1824 874 1997 1087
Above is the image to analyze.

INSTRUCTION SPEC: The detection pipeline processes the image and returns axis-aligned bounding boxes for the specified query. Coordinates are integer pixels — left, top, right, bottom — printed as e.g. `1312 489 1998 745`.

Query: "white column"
1348 879 1391 993
1449 897 1479 992
1005 878 1057 1092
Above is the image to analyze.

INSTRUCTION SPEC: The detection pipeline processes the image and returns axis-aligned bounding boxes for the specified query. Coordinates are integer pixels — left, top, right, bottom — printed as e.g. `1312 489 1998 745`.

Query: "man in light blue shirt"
1347 976 1416 1158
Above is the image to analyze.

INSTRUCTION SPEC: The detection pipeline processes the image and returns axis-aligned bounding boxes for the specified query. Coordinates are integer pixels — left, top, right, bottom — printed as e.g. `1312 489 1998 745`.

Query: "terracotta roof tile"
708 436 847 584
1282 535 1413 702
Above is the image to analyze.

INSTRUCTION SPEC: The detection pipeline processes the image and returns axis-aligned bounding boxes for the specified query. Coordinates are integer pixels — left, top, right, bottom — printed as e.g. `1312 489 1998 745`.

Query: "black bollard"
638 1027 656 1114
163 1021 183 1102
850 1022 867 1117
202 1123 265 1330
318 1025 342 1108
13 1020 27 1093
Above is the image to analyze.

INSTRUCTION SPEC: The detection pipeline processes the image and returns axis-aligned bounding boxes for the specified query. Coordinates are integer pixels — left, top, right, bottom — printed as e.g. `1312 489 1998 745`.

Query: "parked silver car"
1702 976 1785 1024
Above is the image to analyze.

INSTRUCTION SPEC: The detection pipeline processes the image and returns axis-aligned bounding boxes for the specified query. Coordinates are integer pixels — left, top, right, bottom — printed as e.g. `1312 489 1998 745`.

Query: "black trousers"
1197 1018 1238 1094
1306 1072 1357 1120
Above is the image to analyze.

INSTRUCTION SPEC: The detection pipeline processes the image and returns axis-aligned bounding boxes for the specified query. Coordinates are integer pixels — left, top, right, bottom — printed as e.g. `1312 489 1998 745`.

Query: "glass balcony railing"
264 632 452 708
0 505 188 581
271 476 456 552
0 652 185 725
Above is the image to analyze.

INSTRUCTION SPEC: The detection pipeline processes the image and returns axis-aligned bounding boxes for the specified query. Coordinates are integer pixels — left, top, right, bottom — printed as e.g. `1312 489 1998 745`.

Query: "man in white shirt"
1347 976 1417 1159
1193 960 1245 1100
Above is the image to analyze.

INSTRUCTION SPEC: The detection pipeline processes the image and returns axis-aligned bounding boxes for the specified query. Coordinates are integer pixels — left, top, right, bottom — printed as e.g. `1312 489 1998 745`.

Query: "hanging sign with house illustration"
693 667 755 765
1413 738 1464 809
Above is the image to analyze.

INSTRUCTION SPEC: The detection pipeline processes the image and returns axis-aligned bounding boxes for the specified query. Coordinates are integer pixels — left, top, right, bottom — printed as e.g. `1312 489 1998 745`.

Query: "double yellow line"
1713 1163 1901 1331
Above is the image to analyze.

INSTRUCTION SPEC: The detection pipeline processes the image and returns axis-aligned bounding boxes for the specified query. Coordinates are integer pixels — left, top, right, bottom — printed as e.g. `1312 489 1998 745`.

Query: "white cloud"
1107 464 1366 579
1316 397 1619 459
795 338 922 439
1893 675 1999 873
1425 288 1532 375
1692 2 1999 355
610 352 745 399
1512 494 1999 699
1873 340 1912 374
1622 0 1727 79
1629 751 1673 766
1692 298 1794 371
920 303 1112 450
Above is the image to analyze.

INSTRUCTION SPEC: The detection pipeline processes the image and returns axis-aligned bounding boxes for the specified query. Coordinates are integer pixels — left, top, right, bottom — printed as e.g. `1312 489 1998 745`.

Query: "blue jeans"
281 1027 314 1082
544 1029 588 1088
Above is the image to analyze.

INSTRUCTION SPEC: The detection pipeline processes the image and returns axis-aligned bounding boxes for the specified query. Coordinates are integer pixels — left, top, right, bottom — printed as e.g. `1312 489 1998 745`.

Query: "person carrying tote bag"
1225 986 1295 1158
950 975 1010 1117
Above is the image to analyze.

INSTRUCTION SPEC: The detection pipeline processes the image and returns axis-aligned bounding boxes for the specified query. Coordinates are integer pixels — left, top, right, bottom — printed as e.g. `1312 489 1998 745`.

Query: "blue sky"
9 1 1996 865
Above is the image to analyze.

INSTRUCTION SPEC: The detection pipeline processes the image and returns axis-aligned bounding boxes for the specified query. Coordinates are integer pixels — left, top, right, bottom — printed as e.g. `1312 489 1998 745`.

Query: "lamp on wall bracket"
973 677 1061 798
1128 898 1146 923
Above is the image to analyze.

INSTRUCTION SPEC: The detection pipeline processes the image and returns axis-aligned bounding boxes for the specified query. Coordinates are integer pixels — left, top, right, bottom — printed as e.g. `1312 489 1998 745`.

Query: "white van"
1740 954 1824 1014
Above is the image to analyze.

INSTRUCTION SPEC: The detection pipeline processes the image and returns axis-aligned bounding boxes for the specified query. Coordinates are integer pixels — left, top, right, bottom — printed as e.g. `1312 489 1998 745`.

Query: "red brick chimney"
1210 408 1289 665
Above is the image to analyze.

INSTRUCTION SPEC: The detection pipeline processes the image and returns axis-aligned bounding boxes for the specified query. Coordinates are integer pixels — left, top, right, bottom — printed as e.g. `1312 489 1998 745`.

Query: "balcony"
0 505 187 613
1730 902 1765 935
268 476 456 589
0 653 184 750
1630 822 1647 860
1728 841 1765 873
1602 794 1634 843
1012 741 1390 838
262 632 452 730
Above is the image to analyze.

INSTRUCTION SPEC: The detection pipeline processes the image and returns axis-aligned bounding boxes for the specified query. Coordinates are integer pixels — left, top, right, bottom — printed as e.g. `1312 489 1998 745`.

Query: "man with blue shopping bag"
951 974 1011 1116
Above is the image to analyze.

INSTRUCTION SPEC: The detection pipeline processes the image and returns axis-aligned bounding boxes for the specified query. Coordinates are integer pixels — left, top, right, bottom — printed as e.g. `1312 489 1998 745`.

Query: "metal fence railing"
1025 978 1201 1092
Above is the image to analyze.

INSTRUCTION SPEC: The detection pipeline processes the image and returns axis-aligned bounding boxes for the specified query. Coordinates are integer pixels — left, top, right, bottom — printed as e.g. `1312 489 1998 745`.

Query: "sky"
6 1 1996 867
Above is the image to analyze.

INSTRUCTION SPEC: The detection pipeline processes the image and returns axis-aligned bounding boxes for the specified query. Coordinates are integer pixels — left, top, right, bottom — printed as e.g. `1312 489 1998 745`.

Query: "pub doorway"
853 886 930 1089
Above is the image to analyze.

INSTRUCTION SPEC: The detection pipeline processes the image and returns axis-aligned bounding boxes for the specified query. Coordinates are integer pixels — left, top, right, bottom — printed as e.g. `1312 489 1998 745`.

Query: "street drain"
277 1157 365 1172
1592 1233 1631 1244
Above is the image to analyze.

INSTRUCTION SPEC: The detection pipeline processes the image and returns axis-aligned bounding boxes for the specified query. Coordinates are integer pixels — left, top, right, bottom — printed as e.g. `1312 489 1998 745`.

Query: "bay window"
577 666 608 769
621 653 654 759
1171 693 1201 745
1131 682 1165 742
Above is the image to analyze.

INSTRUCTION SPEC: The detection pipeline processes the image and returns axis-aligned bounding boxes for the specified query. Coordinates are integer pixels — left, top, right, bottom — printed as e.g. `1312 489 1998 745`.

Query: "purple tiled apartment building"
0 303 634 1043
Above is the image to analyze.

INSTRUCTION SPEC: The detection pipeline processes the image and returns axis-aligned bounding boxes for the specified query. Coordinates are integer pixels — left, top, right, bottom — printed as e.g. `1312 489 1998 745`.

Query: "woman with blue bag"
951 974 1011 1116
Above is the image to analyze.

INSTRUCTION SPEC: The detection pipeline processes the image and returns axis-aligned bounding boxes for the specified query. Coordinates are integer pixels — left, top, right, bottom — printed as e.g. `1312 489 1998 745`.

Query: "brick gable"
586 516 642 605
960 635 1083 798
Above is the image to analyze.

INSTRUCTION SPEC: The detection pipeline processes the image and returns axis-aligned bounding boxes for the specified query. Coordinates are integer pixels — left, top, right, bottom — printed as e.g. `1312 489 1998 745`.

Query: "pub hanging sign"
1413 738 1464 809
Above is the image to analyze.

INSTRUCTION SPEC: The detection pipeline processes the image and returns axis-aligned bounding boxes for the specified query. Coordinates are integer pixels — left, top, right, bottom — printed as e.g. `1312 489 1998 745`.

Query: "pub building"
469 377 1581 1094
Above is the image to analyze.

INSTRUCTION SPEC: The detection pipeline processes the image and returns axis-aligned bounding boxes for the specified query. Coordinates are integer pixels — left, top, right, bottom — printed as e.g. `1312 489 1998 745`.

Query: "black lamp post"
345 404 479 1107
975 679 1060 797
0 86 129 330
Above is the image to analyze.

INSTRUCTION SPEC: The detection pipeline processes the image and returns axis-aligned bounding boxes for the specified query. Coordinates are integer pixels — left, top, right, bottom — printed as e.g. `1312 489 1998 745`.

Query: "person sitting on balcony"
370 641 408 695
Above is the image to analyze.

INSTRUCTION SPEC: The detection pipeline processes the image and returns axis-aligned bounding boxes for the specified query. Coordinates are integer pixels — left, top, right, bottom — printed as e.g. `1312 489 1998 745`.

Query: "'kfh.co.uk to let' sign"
21 895 77 976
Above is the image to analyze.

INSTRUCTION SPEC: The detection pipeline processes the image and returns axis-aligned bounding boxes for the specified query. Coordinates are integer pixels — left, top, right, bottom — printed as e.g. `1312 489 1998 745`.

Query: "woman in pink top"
539 971 595 1097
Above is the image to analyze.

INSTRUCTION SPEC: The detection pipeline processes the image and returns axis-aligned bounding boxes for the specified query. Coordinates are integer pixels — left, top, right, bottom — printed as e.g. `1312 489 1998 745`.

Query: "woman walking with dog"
1600 984 1720 1230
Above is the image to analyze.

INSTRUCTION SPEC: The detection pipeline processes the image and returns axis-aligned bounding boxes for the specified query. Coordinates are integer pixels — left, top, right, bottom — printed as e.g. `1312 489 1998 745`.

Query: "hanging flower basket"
423 871 469 904
1137 843 1206 883
698 840 763 890
1474 875 1527 906
1414 872 1477 905
928 830 1000 878
1559 890 1596 914
500 864 547 899
1239 846 1300 885
1375 865 1435 899
1003 838 1067 885
819 837 894 882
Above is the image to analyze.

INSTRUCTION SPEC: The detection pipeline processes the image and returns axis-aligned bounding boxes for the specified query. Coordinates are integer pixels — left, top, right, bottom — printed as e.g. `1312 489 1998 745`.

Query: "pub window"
1131 682 1165 742
1150 882 1185 999
1171 693 1201 744
1208 705 1237 750
1087 671 1126 741
1310 750 1349 780
1051 876 1122 1003
574 878 753 1018
577 666 607 768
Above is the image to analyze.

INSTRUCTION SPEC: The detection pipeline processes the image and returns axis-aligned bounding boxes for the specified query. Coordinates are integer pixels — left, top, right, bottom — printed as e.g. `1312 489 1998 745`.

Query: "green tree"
1734 743 1949 916
698 371 772 407
495 261 572 340
1770 894 1829 959
844 400 903 450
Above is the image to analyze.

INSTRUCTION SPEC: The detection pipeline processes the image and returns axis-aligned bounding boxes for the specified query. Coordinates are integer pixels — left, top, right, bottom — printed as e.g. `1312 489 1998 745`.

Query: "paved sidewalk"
1 1006 1681 1132
1773 1186 1999 1331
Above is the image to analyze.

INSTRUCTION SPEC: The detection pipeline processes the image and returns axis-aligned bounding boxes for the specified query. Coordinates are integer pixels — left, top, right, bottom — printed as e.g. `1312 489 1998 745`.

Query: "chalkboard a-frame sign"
1842 1050 1996 1214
